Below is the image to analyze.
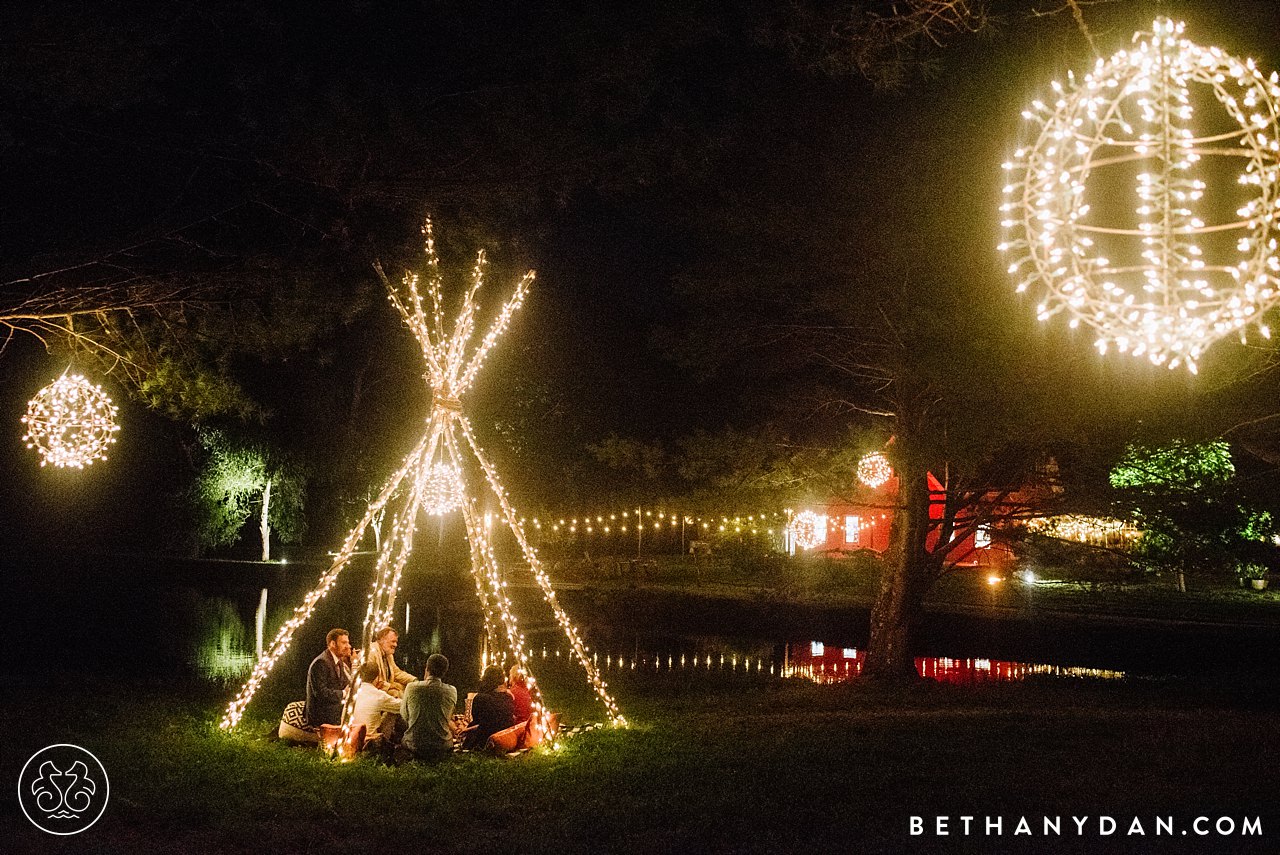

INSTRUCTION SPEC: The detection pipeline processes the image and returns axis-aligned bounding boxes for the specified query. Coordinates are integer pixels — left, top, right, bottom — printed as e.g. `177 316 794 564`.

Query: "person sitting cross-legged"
464 665 516 751
400 654 460 762
352 662 404 748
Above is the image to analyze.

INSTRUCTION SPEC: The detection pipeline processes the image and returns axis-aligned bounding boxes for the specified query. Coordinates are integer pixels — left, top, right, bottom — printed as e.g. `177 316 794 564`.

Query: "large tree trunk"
863 444 936 682
864 554 923 681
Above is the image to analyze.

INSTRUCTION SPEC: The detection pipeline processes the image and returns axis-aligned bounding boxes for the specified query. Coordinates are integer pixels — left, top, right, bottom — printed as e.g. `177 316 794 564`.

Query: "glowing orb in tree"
857 451 894 488
1000 18 1280 372
22 372 120 468
788 511 826 551
421 461 464 515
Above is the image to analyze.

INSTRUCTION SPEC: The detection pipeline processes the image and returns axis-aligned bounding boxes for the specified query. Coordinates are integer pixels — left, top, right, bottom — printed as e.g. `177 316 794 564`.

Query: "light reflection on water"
190 588 1126 687
787 648 1125 684
527 640 1125 686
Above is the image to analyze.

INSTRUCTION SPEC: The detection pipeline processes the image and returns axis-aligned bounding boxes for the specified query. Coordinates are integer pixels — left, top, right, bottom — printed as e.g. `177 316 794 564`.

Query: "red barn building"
789 460 1028 570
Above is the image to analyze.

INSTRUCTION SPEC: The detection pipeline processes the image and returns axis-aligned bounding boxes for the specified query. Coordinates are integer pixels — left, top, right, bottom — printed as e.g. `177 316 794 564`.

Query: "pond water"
512 636 1125 686
189 588 1125 686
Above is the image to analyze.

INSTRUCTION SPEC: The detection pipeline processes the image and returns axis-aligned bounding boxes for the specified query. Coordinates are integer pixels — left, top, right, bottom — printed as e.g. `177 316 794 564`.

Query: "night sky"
5 0 1280 554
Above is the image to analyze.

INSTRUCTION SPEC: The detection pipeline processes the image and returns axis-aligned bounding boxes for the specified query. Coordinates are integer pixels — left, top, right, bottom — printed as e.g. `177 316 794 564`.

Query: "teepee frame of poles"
220 220 624 736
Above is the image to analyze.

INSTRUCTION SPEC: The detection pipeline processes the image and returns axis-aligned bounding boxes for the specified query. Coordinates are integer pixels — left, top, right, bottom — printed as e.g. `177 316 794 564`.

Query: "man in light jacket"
365 626 415 697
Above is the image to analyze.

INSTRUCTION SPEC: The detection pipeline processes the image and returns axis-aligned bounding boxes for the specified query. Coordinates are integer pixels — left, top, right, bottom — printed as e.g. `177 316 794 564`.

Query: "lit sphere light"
421 461 464 515
788 511 826 551
22 372 120 469
857 451 894 488
1000 18 1280 372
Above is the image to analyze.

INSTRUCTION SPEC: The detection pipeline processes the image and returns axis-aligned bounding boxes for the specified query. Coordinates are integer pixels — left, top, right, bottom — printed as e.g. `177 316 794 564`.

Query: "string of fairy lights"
1025 514 1141 546
526 509 786 538
517 508 891 552
522 452 895 546
221 219 623 738
221 429 433 730
460 415 624 724
1000 17 1280 372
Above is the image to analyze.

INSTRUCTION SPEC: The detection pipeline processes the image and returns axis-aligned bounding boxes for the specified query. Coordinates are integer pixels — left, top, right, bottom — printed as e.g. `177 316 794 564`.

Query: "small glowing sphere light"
788 511 826 551
857 451 894 488
22 372 119 468
421 461 464 515
1000 18 1280 372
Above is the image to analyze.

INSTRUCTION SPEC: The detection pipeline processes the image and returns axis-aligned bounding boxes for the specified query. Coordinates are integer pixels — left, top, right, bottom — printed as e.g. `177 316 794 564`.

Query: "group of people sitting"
290 626 534 761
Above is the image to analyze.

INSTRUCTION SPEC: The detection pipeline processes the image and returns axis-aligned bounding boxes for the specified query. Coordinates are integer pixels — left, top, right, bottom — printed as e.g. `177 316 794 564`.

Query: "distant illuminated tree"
1110 440 1277 591
1109 440 1235 491
192 430 307 561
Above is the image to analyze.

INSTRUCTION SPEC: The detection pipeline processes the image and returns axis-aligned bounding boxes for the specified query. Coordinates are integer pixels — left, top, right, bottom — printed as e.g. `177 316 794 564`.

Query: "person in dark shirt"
464 665 515 750
304 628 352 727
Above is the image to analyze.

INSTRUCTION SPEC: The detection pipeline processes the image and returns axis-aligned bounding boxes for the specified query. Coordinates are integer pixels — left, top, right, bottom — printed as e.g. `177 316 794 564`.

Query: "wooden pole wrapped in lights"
220 219 625 737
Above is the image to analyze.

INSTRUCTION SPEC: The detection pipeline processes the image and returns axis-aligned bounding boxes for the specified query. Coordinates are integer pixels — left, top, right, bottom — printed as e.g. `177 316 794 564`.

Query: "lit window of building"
844 515 861 545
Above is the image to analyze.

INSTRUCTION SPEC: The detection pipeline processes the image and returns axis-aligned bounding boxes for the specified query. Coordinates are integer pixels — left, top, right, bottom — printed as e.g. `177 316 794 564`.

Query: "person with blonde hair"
507 664 532 724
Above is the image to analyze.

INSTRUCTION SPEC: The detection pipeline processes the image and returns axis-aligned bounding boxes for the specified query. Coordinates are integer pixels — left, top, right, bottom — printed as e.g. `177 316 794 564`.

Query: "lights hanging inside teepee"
856 451 893 489
788 511 826 551
420 461 464 515
221 219 625 735
1000 18 1280 372
22 371 119 469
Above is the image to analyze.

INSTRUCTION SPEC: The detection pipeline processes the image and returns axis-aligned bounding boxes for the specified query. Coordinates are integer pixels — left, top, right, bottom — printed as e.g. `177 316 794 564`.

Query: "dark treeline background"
5 0 1280 561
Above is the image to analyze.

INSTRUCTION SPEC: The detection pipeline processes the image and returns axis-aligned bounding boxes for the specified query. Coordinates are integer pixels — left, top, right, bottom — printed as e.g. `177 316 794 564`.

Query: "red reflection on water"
786 644 1122 684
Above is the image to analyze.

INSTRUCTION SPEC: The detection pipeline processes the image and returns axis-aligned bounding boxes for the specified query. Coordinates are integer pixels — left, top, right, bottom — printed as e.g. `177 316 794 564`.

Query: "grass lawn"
4 666 1276 854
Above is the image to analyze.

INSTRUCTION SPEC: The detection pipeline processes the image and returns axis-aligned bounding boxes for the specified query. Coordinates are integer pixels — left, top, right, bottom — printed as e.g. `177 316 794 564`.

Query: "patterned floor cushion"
278 700 319 744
